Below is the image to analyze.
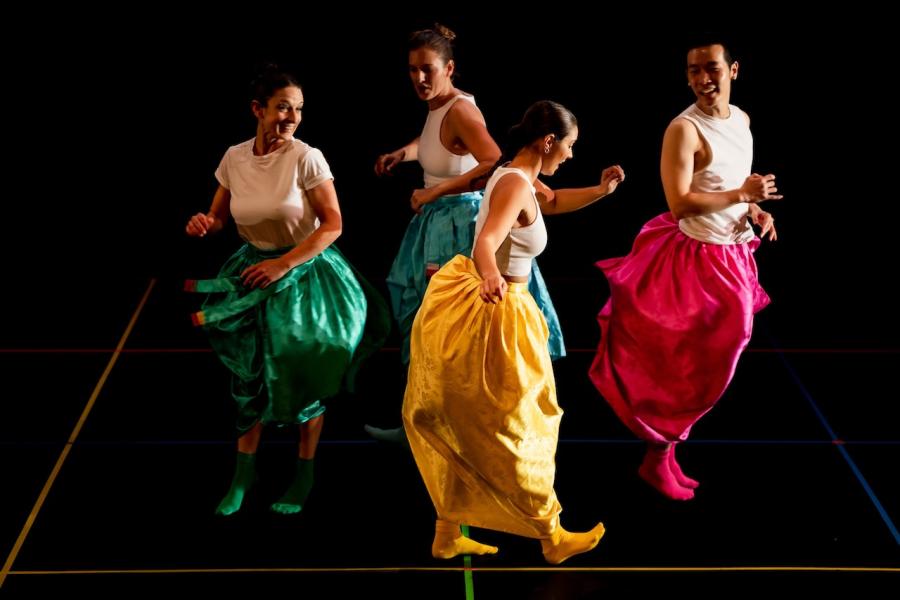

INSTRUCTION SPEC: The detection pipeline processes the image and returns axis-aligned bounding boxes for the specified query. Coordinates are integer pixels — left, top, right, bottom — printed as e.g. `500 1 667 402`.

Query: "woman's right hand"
186 212 217 237
374 149 405 176
479 273 508 304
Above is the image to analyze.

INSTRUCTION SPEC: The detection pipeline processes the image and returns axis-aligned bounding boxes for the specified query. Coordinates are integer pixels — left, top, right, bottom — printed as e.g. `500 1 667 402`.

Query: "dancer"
404 101 622 563
589 41 779 500
367 24 610 442
186 65 389 515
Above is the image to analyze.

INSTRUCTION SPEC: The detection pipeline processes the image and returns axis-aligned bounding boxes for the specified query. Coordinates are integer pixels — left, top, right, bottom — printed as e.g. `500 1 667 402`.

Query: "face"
408 47 454 101
686 44 738 111
253 85 303 143
541 127 578 175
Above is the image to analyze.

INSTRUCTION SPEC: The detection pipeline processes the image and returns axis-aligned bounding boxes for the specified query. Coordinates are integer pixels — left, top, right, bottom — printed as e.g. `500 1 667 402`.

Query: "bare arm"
661 119 781 219
240 179 343 289
375 137 420 176
411 101 501 210
472 175 529 303
185 184 231 237
539 165 625 215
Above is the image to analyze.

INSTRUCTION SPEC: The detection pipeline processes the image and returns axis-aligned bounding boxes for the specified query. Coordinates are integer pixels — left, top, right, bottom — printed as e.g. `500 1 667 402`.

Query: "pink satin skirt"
589 212 770 442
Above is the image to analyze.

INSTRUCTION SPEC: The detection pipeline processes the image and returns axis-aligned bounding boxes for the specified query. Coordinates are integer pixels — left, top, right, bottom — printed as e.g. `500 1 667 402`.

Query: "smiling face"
408 47 454 102
687 44 738 115
541 127 578 176
253 85 303 145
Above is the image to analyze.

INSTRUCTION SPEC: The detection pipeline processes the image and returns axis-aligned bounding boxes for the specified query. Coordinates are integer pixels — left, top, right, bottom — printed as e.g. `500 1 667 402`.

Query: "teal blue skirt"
187 244 390 432
386 192 565 364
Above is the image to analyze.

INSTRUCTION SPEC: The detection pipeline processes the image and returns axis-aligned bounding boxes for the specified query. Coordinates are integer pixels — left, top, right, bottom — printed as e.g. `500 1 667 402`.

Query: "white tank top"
472 167 547 277
418 95 479 189
677 103 755 245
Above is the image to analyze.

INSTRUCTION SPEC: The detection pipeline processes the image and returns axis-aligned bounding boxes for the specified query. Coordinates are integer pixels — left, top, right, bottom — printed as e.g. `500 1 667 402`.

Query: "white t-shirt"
216 138 333 249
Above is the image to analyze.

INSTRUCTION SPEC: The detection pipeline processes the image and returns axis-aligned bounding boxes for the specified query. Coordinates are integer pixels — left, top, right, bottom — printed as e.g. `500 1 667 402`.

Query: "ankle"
435 519 461 538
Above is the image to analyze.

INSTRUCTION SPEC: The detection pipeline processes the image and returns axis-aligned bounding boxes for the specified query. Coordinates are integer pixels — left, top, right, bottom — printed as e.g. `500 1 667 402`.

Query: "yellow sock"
541 522 606 564
431 520 498 559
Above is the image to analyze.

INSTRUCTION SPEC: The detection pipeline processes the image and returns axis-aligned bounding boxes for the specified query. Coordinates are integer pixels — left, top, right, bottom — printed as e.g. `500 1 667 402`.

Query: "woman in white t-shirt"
185 66 389 516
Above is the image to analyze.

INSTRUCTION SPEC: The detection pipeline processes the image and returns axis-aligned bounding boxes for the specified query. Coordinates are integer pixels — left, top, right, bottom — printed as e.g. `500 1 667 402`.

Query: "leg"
270 415 323 514
215 422 262 516
364 367 409 446
431 519 498 559
668 442 699 489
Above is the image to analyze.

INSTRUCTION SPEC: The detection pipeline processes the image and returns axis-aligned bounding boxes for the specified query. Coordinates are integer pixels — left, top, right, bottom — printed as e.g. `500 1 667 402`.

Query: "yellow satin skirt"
402 255 562 538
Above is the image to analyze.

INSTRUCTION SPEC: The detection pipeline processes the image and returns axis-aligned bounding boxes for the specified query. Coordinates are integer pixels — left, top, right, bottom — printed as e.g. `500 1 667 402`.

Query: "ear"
543 134 556 153
251 100 264 119
446 59 455 78
730 60 739 81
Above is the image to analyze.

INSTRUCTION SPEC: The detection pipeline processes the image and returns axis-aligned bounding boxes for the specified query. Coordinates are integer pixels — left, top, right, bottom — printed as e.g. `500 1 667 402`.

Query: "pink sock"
638 444 694 501
668 444 699 489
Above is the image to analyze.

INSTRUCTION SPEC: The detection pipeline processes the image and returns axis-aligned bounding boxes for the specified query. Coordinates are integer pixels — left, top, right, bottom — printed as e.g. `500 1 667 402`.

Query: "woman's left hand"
750 206 778 241
241 258 291 289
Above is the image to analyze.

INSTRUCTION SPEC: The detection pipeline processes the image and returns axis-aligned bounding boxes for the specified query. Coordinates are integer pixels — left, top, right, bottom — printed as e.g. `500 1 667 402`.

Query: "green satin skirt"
187 244 389 432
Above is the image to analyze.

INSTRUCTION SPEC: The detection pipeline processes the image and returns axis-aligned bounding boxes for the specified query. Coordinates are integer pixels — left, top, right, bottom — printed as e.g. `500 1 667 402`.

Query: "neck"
427 86 458 110
254 132 287 156
506 148 542 183
695 99 731 119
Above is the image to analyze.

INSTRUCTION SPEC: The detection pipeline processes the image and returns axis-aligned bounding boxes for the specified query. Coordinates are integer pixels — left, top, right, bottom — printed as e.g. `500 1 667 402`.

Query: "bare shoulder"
664 117 701 150
666 117 698 137
448 93 486 124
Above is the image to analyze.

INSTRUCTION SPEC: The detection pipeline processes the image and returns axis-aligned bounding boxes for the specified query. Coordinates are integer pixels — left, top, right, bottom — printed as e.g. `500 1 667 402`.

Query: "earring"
544 147 550 154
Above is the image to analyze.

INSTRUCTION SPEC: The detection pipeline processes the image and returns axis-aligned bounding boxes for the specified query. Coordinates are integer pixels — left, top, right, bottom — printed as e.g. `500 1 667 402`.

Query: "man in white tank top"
590 41 782 501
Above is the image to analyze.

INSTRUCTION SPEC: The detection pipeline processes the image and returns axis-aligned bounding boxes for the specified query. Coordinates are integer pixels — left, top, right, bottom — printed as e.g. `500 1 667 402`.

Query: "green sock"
270 458 314 515
364 424 409 446
215 452 256 516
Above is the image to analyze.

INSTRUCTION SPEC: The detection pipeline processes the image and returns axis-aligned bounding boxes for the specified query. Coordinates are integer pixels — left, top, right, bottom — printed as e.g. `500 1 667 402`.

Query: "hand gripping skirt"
387 192 565 364
403 255 562 538
187 244 390 432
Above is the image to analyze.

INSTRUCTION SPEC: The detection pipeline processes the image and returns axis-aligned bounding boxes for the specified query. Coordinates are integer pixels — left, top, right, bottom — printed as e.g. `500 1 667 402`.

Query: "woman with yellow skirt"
403 101 624 563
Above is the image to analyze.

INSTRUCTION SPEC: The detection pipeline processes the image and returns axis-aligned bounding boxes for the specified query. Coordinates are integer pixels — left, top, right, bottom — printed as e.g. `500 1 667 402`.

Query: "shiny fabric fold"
386 191 565 363
187 244 389 432
589 212 770 442
387 192 483 364
403 255 562 538
527 259 566 361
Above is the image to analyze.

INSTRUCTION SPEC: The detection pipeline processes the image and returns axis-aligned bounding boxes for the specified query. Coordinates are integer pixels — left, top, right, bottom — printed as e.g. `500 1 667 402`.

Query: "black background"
5 12 896 350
